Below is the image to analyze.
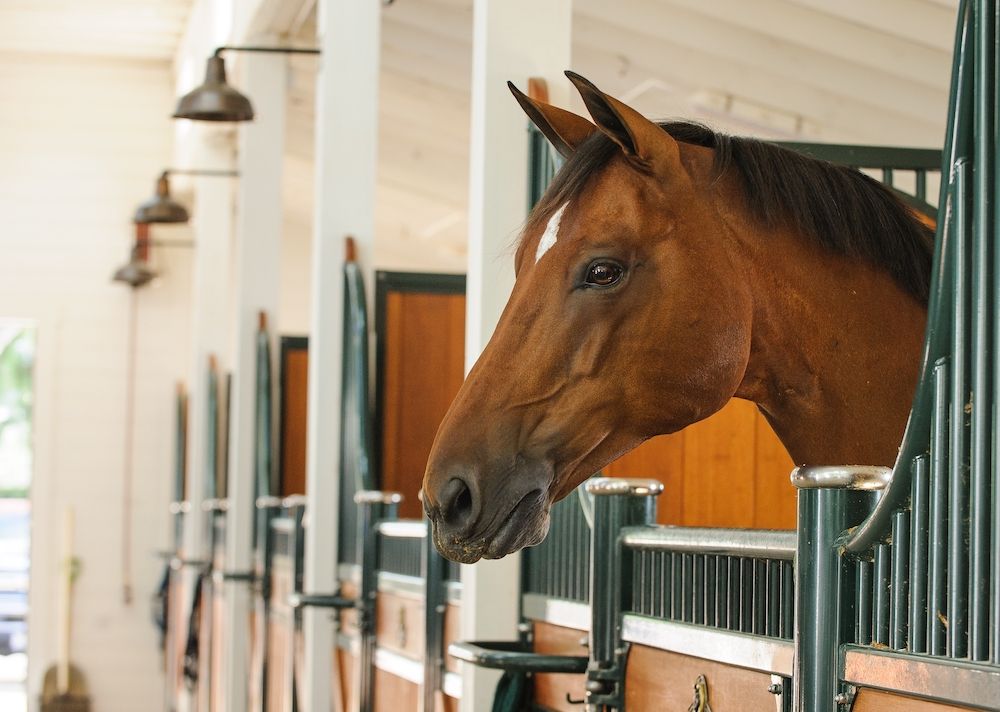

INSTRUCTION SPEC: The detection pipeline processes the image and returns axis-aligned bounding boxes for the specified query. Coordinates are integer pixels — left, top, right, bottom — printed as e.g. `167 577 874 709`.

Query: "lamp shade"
112 250 157 288
133 173 189 224
173 55 255 122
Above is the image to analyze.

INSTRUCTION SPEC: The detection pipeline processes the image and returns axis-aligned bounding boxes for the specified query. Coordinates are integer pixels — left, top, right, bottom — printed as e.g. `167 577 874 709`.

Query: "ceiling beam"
660 0 950 90
572 14 943 145
576 0 947 130
781 0 958 53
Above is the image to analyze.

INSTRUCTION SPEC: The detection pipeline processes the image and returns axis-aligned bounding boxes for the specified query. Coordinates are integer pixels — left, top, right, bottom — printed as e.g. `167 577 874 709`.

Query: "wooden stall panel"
167 573 187 703
606 400 796 529
443 603 462 675
380 289 465 518
266 556 295 712
209 585 226 712
335 647 357 712
375 589 425 659
852 688 977 712
532 622 588 712
624 645 780 711
279 340 309 496
373 665 420 712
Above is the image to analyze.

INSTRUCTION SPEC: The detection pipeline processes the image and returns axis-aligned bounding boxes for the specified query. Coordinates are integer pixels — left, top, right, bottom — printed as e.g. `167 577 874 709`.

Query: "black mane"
527 122 934 304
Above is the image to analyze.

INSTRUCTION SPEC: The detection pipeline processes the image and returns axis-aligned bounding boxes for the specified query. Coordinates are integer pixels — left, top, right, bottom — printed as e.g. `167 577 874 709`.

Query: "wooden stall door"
377 274 466 519
279 337 309 497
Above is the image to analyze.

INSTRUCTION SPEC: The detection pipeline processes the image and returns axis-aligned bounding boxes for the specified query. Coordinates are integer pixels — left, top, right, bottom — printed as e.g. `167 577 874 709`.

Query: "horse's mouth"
431 489 550 564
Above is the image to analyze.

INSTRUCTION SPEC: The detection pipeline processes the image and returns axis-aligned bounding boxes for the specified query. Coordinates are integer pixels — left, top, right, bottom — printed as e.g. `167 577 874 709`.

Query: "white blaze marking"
535 202 570 263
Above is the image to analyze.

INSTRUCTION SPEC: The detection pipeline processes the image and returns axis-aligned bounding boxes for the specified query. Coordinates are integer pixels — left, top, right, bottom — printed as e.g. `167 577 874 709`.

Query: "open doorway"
0 323 34 712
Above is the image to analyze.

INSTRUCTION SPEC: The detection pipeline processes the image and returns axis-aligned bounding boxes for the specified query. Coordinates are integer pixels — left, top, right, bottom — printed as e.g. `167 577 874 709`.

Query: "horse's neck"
731 222 927 468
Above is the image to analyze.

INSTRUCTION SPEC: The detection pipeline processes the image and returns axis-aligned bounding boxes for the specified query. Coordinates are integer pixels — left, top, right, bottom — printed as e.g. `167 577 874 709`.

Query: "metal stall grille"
842 0 996 669
523 492 592 605
624 529 795 640
376 520 426 581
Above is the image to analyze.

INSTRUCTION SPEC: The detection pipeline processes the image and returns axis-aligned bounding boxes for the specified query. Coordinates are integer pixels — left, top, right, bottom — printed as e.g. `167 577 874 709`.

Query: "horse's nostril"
440 477 476 531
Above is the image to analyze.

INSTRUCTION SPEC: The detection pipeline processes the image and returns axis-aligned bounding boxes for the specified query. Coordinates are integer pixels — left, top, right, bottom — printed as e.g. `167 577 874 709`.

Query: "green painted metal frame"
339 260 377 565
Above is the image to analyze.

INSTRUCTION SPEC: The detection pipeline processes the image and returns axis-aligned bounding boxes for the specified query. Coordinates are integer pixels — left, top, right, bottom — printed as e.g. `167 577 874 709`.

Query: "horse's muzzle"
423 458 553 563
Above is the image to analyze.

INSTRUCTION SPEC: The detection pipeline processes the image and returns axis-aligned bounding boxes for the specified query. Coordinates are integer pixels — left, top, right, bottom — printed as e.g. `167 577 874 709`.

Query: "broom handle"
57 506 74 695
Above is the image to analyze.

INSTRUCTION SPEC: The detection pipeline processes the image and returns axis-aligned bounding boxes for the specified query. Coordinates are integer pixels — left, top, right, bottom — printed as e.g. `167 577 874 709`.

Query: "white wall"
0 52 190 711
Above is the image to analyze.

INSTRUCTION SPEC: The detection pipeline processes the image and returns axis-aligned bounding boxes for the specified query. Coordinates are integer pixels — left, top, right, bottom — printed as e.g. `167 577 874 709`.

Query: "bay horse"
422 71 932 564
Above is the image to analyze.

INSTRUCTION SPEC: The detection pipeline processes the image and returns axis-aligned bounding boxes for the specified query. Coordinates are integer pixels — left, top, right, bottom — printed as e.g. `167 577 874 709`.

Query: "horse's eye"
585 262 624 287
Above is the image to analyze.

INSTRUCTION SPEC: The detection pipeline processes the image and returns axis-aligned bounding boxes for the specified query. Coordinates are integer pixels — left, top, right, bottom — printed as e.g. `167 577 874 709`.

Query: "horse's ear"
508 81 597 159
565 71 679 172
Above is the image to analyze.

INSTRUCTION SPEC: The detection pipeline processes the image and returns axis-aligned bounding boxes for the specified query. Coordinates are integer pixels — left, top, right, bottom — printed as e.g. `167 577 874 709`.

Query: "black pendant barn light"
132 168 238 225
173 46 319 123
134 171 189 224
112 248 158 288
113 224 157 288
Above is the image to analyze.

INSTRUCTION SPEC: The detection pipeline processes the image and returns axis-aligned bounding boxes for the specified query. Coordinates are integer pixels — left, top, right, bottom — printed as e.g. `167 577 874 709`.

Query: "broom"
40 507 90 712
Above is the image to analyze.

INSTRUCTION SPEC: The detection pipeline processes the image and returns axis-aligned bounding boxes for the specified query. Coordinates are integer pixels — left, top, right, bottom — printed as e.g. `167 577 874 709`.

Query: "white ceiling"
0 1 194 61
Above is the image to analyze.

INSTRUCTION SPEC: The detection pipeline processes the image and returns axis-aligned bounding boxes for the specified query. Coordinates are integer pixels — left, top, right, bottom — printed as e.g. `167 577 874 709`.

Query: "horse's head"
423 72 753 563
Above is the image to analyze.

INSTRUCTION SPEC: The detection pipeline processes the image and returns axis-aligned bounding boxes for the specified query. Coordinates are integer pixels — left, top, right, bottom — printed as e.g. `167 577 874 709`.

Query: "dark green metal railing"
338 256 375 566
830 0 998 675
170 386 188 551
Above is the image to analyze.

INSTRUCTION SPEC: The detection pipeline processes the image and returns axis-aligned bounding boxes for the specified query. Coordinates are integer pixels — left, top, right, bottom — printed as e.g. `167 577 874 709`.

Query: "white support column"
180 129 236 712
462 2 572 710
223 47 286 712
302 1 380 711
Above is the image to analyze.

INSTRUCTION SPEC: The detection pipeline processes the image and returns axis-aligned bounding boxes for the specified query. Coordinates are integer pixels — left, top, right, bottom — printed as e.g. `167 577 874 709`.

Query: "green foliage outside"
0 325 34 496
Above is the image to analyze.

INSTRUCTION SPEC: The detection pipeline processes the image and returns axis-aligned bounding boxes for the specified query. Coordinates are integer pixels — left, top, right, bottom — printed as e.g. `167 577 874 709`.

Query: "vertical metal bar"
647 551 663 616
949 160 970 659
891 512 910 650
754 559 767 636
793 487 849 712
929 358 951 656
910 455 930 653
882 167 894 186
683 554 694 623
781 561 794 640
991 0 1000 665
705 555 717 628
670 552 684 621
662 552 672 620
741 558 754 634
422 523 443 712
916 170 928 202
970 0 995 664
693 555 705 625
586 479 661 711
767 559 780 638
717 556 729 630
855 559 873 646
642 550 652 615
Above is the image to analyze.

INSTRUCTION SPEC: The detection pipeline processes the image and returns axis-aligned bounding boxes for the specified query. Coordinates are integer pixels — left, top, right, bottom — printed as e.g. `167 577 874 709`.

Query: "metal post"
354 491 403 712
422 522 445 712
791 466 891 712
585 478 663 711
